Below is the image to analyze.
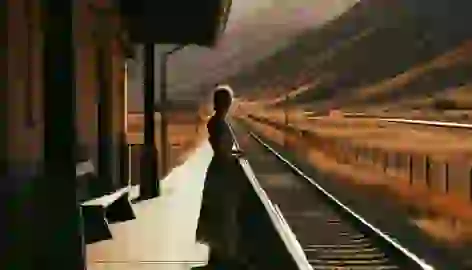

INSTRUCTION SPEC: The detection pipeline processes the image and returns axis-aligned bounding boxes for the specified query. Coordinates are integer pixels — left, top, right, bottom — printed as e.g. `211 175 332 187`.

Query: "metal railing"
228 122 312 270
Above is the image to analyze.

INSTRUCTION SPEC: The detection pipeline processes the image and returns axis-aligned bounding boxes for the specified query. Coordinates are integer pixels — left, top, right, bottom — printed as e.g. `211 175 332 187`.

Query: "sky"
127 0 358 111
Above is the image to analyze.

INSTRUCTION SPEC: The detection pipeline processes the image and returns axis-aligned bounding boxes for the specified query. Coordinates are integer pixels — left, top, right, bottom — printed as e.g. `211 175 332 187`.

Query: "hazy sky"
127 0 358 110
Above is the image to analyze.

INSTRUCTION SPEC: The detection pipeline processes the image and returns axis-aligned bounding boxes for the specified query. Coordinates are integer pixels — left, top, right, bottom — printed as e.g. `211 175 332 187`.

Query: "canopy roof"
118 0 232 47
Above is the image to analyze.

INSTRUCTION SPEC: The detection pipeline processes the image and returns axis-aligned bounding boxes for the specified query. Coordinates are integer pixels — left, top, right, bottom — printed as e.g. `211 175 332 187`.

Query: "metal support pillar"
39 0 85 268
160 53 169 176
124 63 131 187
158 45 185 177
97 45 114 194
119 62 129 188
91 6 119 195
140 43 159 199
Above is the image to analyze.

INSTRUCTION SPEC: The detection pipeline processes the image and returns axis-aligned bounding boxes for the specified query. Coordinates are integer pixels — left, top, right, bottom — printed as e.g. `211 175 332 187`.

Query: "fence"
246 114 472 204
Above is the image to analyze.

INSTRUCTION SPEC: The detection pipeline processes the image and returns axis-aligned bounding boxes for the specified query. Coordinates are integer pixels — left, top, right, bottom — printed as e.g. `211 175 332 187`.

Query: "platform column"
39 0 86 268
140 43 159 199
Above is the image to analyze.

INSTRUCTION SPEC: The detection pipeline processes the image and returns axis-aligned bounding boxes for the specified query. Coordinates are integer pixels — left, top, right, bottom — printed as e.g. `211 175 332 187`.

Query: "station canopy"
118 0 232 47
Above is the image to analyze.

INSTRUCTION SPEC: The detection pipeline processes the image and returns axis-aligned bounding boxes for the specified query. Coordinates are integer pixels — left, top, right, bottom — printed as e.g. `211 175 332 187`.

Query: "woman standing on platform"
194 85 247 269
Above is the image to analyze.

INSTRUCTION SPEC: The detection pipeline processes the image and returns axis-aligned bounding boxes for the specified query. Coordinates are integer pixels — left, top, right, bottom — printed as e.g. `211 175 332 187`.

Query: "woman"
195 85 245 269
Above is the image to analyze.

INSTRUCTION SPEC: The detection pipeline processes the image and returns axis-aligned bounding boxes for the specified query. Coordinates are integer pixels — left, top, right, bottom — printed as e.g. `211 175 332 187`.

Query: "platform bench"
80 186 136 244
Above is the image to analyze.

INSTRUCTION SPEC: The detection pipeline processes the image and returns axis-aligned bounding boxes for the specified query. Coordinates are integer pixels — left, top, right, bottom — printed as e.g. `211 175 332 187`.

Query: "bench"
76 159 136 244
80 186 136 244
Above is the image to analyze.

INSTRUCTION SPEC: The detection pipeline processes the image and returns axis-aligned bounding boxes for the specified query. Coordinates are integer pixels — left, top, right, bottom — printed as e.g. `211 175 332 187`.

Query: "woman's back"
207 116 233 159
196 85 250 268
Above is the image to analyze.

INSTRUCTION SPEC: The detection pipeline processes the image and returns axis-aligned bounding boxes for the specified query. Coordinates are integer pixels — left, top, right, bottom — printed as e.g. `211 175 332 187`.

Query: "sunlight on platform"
87 142 214 270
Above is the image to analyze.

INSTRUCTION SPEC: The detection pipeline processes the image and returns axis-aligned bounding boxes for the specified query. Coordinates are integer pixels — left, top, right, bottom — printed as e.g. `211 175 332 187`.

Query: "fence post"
444 162 449 194
425 155 431 188
368 147 373 165
383 151 388 172
376 148 382 169
409 154 413 185
361 147 365 163
392 152 397 170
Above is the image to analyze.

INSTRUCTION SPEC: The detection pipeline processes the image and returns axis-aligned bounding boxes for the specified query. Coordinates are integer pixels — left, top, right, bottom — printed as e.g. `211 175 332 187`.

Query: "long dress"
196 116 241 259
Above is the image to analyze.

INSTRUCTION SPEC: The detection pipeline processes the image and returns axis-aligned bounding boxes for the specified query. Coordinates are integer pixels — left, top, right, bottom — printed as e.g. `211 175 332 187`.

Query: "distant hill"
227 0 472 111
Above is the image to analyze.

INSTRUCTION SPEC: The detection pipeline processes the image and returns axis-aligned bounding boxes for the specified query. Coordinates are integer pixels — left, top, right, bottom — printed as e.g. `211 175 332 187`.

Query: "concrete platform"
86 142 213 270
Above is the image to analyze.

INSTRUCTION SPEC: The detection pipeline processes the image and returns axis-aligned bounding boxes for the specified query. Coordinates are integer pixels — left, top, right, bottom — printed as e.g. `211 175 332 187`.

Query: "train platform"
86 141 214 270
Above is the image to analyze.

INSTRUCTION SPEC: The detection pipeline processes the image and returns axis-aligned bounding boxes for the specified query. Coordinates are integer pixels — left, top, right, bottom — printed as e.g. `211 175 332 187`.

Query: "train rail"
231 121 434 270
305 113 472 129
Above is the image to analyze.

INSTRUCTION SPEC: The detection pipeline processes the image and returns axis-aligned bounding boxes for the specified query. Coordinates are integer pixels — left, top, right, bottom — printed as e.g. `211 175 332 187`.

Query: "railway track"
231 121 433 270
305 113 472 129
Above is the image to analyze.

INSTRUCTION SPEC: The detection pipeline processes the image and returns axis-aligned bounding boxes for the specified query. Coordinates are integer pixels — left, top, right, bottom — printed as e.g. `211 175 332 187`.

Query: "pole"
284 92 289 147
118 61 128 188
140 43 159 199
124 63 128 133
158 45 185 177
160 53 169 177
39 0 85 268
96 36 113 194
124 63 130 186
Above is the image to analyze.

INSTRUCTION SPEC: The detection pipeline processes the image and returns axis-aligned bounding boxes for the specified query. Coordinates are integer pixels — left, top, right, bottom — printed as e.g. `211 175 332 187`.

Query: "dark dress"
196 116 241 259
